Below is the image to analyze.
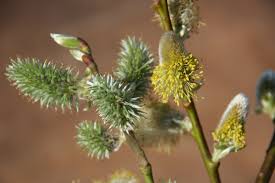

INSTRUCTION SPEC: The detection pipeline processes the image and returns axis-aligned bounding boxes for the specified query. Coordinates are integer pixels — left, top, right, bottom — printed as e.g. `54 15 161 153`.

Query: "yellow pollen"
212 106 246 150
151 53 203 105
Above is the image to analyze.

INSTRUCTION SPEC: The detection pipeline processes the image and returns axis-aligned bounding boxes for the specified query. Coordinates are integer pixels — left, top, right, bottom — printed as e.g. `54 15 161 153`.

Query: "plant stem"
124 131 155 183
255 119 275 183
82 55 99 74
185 99 221 183
153 0 173 31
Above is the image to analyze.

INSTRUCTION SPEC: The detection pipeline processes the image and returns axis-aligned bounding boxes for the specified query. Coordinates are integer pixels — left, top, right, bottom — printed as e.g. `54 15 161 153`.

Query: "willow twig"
185 100 221 183
125 131 155 183
255 119 275 183
153 0 173 31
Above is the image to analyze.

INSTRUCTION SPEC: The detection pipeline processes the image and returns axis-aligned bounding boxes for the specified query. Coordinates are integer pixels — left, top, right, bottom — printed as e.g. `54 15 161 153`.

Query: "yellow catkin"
212 106 246 150
151 53 203 105
108 170 138 183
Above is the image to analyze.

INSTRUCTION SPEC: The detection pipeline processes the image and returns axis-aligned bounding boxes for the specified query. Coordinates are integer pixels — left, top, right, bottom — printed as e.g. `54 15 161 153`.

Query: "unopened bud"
256 70 275 120
50 33 91 54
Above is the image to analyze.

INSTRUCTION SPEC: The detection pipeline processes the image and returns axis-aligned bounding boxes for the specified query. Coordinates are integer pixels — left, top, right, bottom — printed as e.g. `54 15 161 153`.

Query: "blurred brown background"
1 0 275 182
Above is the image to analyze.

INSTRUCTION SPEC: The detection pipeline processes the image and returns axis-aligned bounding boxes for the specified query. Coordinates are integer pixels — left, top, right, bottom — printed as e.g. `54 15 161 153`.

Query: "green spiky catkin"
6 58 79 110
76 121 122 159
115 37 153 98
88 74 142 131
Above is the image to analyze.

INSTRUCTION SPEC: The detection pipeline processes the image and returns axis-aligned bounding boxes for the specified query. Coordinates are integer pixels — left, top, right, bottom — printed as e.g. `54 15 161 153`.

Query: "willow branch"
255 119 275 183
153 0 173 31
124 131 154 183
185 99 221 183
